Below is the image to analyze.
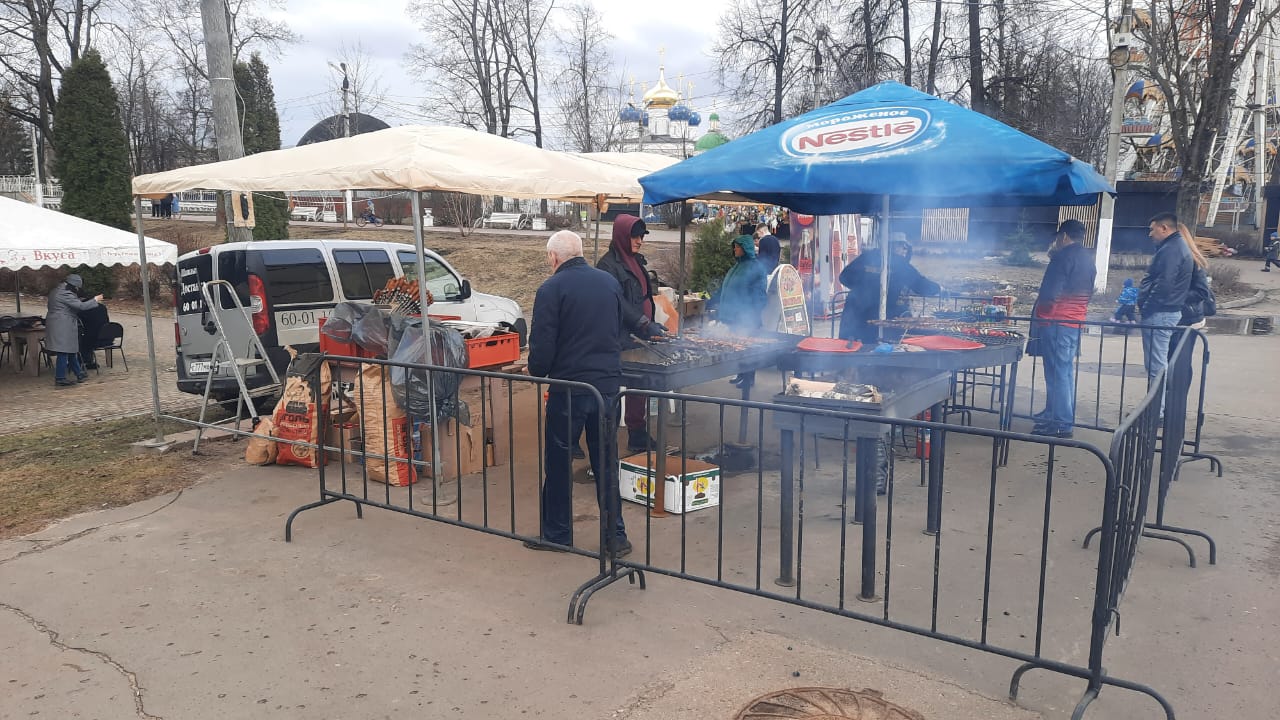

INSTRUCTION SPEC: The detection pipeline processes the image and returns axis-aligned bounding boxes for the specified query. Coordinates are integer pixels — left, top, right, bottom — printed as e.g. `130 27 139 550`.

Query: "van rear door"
245 246 337 348
175 252 216 377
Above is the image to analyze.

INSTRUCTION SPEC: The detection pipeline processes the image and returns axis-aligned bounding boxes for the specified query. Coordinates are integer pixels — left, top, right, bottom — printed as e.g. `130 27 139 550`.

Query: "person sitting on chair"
77 292 110 371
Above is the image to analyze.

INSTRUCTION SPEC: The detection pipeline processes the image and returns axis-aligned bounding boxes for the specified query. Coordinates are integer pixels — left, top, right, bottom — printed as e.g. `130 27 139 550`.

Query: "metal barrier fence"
569 383 1174 719
151 348 1180 719
280 356 627 581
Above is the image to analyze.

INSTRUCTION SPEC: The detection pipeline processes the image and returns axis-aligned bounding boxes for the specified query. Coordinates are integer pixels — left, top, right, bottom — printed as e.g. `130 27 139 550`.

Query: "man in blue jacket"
1139 212 1193 400
525 230 631 557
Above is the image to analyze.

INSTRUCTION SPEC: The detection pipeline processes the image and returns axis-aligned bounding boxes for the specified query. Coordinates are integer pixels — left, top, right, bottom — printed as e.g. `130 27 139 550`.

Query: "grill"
621 331 803 391
780 327 1025 375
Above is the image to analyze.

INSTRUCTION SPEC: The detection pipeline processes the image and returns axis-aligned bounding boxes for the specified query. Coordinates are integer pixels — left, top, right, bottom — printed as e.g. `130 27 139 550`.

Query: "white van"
174 239 525 400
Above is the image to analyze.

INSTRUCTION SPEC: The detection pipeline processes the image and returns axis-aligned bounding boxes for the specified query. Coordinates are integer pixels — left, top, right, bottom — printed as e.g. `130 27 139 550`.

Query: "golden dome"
643 66 680 109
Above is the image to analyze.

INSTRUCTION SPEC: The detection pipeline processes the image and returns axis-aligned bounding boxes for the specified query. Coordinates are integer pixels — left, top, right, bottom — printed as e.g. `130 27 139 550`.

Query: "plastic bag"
351 305 391 357
388 317 470 423
321 302 371 342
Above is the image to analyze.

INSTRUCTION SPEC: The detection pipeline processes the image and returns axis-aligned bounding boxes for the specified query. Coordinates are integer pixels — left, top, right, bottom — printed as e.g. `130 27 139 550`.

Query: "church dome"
694 131 729 153
642 67 680 109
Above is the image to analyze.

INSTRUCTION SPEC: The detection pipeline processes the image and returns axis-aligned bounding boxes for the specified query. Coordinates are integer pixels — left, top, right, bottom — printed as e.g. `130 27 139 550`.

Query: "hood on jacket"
1123 277 1134 288
731 234 757 260
611 214 647 257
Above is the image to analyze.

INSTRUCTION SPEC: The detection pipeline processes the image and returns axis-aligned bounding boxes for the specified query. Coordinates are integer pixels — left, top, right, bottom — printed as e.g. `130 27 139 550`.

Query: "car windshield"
398 251 462 301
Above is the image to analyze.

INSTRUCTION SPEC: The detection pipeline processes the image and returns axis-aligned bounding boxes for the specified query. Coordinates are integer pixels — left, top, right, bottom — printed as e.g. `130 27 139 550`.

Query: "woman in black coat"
596 214 667 452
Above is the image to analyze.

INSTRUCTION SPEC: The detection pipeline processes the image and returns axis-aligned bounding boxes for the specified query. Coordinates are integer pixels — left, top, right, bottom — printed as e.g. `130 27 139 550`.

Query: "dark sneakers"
523 539 569 553
54 379 76 388
608 539 633 558
1031 425 1074 439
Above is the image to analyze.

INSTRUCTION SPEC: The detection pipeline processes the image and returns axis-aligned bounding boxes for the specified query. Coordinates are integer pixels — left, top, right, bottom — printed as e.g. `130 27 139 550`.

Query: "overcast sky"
262 0 728 147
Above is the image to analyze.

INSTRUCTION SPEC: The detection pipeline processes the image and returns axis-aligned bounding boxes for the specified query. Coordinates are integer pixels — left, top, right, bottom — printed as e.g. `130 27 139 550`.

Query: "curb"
1220 290 1269 310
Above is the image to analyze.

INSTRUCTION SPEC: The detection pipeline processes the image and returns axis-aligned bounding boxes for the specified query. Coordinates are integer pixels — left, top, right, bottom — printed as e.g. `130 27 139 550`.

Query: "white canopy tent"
132 125 672 203
0 195 177 271
0 196 177 314
128 124 676 446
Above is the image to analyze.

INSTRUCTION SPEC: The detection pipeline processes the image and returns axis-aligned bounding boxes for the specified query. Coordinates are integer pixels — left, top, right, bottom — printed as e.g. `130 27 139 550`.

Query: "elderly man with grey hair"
524 230 632 557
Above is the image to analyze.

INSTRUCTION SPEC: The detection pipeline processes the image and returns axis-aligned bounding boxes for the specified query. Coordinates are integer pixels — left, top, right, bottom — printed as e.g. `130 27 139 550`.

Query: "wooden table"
10 326 46 376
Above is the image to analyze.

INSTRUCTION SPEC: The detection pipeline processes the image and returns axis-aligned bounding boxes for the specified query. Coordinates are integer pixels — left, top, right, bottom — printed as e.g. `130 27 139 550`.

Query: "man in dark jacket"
526 230 631 557
1138 212 1193 395
838 241 941 344
755 225 781 275
1030 220 1096 438
597 214 666 451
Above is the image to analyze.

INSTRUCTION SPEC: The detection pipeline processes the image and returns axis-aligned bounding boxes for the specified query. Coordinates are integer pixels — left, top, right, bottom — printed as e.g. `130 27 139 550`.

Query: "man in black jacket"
1030 220 1096 438
597 214 666 452
526 230 631 557
1138 212 1193 397
837 241 941 345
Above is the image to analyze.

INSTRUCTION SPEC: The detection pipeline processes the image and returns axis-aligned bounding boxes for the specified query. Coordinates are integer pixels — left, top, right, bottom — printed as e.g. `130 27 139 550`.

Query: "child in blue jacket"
1112 278 1138 323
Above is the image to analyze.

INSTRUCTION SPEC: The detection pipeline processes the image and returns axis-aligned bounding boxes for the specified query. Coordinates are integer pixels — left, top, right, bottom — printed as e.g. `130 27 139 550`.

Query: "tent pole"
13 269 20 314
593 197 602 263
412 191 442 478
678 200 687 338
878 195 891 343
135 196 167 446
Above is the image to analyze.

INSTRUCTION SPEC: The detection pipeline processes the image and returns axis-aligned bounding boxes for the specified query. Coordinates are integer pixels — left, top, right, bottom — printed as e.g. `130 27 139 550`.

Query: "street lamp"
328 61 352 223
1109 31 1132 69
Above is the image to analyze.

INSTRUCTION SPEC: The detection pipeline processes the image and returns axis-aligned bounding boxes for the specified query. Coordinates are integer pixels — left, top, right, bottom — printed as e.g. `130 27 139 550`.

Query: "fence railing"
147 347 1183 720
569 384 1173 719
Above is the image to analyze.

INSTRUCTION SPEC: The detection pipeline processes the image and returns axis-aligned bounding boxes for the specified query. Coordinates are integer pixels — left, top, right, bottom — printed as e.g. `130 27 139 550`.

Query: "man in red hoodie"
596 214 668 452
1031 219 1096 438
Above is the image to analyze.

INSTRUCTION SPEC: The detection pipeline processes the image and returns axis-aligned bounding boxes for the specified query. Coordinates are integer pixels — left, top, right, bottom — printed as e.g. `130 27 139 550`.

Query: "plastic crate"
318 317 375 359
466 331 520 368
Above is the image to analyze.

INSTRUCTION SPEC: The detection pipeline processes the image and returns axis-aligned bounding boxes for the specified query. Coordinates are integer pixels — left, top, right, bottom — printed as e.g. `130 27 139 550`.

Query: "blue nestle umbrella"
641 82 1113 214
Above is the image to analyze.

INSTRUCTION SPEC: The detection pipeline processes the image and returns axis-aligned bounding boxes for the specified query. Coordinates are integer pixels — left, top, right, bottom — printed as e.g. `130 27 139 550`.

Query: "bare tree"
1140 0 1280 224
0 0 109 173
406 0 522 136
549 2 622 153
714 0 828 131
498 0 554 149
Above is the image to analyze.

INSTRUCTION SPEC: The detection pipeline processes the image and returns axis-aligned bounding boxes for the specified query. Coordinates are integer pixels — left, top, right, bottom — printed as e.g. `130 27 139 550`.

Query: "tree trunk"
967 0 985 112
927 0 943 94
901 0 912 86
774 0 789 125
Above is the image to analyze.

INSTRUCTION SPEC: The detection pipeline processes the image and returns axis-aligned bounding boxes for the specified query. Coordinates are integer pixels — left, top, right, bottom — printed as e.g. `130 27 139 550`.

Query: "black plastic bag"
351 305 391 356
388 317 471 423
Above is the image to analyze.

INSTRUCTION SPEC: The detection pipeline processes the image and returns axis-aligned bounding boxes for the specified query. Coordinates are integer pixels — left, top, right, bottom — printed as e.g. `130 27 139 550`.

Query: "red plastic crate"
466 332 520 368
318 317 375 359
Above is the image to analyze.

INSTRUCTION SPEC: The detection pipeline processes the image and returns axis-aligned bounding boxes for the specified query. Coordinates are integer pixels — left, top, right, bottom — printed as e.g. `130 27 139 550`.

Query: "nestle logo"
783 107 931 158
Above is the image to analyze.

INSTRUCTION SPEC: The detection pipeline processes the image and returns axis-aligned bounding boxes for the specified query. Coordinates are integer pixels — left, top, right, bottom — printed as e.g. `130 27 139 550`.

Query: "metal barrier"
571 385 1174 719
149 349 1179 718
279 356 638 588
1079 330 1217 567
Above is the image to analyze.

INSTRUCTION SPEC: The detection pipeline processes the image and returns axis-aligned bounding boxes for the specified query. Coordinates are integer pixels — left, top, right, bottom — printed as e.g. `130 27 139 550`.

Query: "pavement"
1 254 1277 718
1 323 1278 719
0 297 193 436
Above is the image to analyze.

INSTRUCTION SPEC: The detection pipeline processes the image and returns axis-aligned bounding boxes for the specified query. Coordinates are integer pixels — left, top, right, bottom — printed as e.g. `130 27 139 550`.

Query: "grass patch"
0 413 226 539
1208 263 1246 295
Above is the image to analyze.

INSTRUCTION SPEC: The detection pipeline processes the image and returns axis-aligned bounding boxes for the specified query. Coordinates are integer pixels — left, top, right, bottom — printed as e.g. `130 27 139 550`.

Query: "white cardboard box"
618 453 721 514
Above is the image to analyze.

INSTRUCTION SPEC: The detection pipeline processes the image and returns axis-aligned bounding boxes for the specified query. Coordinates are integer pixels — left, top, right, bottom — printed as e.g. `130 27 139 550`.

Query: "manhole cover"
735 687 924 720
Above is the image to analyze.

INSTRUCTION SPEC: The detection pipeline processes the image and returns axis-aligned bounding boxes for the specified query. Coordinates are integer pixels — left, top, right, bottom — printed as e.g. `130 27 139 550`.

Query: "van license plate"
188 360 212 374
275 309 328 330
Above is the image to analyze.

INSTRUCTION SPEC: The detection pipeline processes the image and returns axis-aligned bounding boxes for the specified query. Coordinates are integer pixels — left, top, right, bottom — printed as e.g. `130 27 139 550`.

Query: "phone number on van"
274 309 329 329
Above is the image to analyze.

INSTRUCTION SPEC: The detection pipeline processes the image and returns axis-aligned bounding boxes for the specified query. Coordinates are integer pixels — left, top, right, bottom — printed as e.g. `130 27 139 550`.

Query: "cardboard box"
458 374 514 468
618 453 721 514
413 418 481 479
326 419 362 462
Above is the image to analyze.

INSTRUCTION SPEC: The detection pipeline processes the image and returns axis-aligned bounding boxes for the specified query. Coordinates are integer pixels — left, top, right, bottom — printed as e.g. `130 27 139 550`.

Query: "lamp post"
1094 4 1133 294
329 61 353 224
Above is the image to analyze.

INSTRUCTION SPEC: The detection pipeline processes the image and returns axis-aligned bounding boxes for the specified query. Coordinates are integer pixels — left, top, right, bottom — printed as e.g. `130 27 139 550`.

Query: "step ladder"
193 279 282 453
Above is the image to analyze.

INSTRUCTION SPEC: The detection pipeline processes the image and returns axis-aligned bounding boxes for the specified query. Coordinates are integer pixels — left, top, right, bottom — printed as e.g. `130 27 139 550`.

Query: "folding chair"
96 322 128 370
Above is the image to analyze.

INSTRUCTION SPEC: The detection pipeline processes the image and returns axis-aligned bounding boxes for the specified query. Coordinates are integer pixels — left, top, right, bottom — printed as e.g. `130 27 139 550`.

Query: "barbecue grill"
622 331 803 391
778 328 1025 375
